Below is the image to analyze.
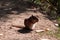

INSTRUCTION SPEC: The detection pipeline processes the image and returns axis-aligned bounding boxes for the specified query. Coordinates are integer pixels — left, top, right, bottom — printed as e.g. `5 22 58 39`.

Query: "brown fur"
24 15 39 30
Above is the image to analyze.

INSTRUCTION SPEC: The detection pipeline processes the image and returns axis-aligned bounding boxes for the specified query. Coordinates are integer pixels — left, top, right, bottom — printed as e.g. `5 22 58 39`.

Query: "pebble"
0 34 3 36
55 23 59 26
41 38 50 40
35 30 44 33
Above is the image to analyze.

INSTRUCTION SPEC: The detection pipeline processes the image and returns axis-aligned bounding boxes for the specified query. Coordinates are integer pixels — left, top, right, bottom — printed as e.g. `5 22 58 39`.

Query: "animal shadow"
18 27 32 34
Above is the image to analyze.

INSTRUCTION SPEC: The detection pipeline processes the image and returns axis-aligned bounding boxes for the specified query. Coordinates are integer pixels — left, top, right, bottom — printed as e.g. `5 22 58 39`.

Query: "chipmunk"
11 15 39 31
24 15 39 30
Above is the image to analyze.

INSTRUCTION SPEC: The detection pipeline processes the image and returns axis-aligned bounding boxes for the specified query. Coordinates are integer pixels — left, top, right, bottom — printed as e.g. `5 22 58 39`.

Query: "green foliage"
55 16 60 40
28 0 58 19
57 17 60 22
54 28 60 40
57 17 60 26
28 0 41 5
34 0 41 5
58 0 60 14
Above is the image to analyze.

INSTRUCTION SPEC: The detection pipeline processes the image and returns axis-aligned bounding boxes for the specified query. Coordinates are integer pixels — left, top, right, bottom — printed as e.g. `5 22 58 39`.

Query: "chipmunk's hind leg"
24 26 33 31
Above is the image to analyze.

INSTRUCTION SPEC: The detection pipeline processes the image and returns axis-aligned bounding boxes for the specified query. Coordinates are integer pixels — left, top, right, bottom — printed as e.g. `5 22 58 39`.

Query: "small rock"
9 8 12 10
41 38 50 40
3 8 12 10
0 34 3 36
45 28 50 31
55 23 59 26
35 30 44 33
10 11 18 14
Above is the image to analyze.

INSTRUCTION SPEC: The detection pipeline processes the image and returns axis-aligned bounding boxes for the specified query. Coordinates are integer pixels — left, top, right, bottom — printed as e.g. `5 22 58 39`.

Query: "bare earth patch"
0 11 58 40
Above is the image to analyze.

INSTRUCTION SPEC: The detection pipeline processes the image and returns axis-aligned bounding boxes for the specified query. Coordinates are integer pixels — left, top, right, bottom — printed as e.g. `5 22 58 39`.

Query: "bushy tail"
12 25 24 28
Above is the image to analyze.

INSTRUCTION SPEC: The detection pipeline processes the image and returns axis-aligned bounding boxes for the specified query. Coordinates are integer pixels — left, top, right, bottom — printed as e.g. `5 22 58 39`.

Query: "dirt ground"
0 11 58 40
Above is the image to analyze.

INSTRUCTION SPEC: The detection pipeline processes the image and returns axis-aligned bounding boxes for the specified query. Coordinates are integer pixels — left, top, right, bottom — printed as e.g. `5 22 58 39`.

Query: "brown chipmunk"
24 15 39 30
11 15 39 30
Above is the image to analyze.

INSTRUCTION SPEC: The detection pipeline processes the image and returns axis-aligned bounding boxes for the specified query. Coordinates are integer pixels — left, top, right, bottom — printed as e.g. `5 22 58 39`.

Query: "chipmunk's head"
29 15 39 23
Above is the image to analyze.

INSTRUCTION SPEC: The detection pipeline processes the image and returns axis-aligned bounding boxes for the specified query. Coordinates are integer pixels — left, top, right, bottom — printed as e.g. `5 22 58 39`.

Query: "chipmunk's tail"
12 25 24 28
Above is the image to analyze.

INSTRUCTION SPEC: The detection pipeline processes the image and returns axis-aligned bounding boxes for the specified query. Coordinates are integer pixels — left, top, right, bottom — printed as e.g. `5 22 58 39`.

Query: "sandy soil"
0 11 58 40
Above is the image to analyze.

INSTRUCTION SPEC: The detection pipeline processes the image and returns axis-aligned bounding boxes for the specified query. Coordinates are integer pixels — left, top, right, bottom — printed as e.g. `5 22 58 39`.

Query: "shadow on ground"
0 0 29 22
0 0 56 22
18 27 32 34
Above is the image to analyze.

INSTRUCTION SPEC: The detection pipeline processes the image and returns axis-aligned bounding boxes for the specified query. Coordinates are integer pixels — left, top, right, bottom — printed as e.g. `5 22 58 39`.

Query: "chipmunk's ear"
31 15 34 17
